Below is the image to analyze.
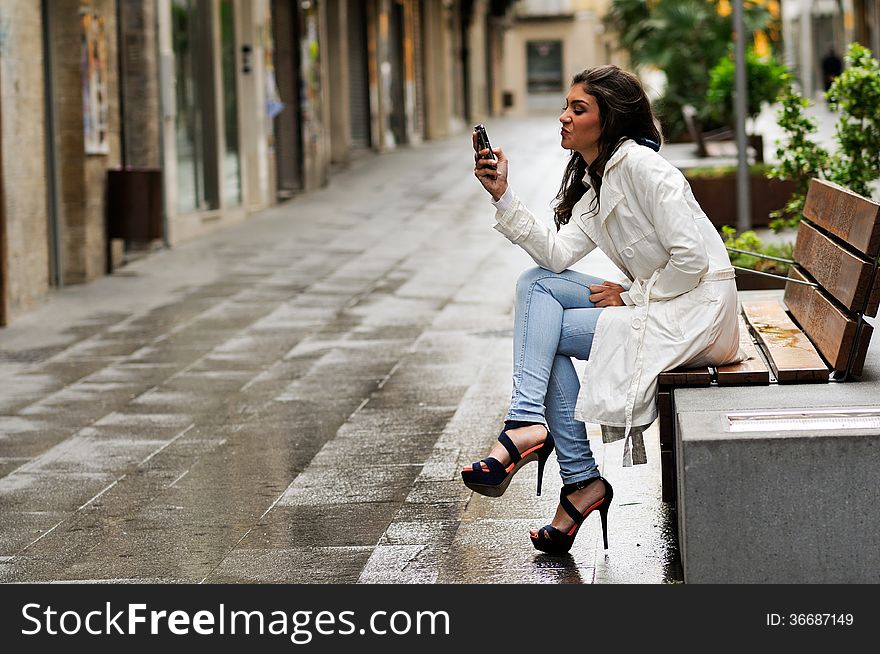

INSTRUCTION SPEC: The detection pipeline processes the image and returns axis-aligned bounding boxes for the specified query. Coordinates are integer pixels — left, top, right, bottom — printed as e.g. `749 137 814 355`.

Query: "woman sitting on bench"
462 65 744 554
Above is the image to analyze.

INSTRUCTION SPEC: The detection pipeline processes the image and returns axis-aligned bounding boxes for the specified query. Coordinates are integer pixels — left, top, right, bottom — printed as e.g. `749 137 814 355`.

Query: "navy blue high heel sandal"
530 476 613 553
461 428 553 497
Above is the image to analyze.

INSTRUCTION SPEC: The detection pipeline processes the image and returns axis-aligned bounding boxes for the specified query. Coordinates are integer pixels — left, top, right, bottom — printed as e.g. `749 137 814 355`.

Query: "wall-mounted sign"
81 6 110 155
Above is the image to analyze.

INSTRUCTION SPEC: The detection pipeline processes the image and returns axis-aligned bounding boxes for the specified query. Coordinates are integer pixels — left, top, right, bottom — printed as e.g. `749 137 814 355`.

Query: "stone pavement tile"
403 479 470 505
0 459 26 478
195 333 298 366
11 435 172 475
390 499 469 525
126 344 214 366
124 303 217 334
347 296 445 328
7 364 128 412
54 337 148 359
158 370 255 396
147 327 245 352
49 523 245 583
0 471 116 551
429 305 513 333
0 510 69 558
357 519 463 584
78 362 179 385
592 425 683 584
275 367 388 404
184 301 277 333
310 415 450 463
347 324 424 342
241 503 402 549
365 386 467 417
278 464 423 507
356 545 431 583
226 285 305 304
0 416 72 450
89 412 195 434
0 372 64 414
237 356 321 399
351 367 504 585
591 501 681 584
437 518 597 584
249 304 347 331
205 546 375 583
0 438 238 581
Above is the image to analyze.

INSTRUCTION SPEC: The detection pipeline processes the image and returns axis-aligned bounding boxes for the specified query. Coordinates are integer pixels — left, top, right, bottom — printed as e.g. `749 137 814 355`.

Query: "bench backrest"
783 179 880 378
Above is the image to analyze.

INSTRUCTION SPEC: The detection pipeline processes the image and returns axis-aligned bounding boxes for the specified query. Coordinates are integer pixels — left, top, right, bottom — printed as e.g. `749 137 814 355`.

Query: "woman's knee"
515 266 552 299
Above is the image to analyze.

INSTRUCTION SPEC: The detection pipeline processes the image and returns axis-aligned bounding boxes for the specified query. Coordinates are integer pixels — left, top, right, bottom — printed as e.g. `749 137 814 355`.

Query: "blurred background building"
499 0 622 115
782 0 879 99
1 0 879 327
0 0 520 326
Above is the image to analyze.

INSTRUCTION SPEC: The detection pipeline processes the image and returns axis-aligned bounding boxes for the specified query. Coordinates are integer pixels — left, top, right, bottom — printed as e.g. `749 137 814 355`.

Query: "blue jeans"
507 267 605 485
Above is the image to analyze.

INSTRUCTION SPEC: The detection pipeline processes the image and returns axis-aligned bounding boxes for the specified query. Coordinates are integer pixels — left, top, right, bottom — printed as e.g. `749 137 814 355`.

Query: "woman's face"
559 85 602 164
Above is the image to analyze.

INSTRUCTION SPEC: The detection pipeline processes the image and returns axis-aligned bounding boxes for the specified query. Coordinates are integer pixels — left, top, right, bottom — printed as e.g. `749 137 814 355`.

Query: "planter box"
686 172 796 229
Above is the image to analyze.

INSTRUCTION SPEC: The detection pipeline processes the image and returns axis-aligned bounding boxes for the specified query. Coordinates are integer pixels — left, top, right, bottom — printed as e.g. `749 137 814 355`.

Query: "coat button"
631 317 643 329
623 246 634 257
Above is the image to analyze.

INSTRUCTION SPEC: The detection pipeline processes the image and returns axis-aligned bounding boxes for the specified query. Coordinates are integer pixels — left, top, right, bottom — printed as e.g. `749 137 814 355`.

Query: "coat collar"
580 138 638 189
579 139 638 225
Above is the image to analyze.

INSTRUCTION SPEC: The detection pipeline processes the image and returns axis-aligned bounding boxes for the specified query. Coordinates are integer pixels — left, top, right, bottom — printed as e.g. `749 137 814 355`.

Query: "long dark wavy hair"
554 65 662 228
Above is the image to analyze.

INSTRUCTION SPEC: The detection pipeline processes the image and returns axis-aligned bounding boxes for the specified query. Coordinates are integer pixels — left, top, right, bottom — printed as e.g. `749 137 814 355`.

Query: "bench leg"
658 388 677 503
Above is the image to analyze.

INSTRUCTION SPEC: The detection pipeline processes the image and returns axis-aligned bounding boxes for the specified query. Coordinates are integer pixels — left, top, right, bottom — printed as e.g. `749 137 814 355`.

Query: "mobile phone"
474 124 496 160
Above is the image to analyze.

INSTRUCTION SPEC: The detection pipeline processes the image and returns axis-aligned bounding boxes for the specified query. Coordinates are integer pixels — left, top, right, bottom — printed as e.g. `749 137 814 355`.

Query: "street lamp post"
734 0 751 232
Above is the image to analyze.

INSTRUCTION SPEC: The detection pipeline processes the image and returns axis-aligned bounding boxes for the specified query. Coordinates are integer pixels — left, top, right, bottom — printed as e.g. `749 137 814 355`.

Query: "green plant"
705 49 787 126
721 225 793 274
769 43 880 230
825 43 880 198
604 0 775 138
766 74 829 230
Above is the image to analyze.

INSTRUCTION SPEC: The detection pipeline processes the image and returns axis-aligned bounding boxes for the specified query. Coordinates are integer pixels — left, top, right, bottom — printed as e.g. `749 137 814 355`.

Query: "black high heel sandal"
461 428 554 497
530 476 613 554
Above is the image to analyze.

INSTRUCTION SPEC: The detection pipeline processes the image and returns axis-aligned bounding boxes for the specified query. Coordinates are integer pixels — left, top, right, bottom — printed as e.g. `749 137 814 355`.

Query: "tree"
705 48 787 126
604 0 775 138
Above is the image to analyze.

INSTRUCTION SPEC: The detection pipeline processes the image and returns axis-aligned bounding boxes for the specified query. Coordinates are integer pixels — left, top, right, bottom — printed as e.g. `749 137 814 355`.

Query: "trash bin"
106 167 164 242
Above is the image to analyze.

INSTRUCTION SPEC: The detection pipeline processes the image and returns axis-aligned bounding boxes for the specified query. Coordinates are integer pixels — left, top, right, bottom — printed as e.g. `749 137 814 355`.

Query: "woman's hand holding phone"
472 127 508 202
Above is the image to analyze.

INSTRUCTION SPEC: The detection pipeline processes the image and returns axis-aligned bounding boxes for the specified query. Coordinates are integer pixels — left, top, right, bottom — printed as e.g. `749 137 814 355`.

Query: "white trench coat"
492 139 744 465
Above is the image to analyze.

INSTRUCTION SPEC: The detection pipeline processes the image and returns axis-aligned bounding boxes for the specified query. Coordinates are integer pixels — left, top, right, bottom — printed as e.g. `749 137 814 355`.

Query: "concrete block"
675 407 880 583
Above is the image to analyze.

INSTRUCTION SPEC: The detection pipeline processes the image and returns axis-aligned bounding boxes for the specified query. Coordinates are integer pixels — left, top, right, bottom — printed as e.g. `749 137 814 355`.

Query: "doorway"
271 0 304 198
171 0 220 212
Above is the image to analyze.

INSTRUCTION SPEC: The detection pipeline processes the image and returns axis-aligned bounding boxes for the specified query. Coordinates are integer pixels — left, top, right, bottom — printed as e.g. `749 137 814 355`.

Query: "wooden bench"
681 104 765 163
681 104 736 158
657 178 880 502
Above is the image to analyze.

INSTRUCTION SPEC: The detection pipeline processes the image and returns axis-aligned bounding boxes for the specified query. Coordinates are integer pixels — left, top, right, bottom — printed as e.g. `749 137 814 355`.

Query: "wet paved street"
0 116 681 584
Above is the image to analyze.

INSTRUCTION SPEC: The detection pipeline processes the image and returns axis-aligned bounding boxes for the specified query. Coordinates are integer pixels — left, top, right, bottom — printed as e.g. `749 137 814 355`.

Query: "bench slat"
658 367 712 387
803 178 880 257
742 299 829 382
867 271 880 318
794 220 877 314
716 316 770 385
784 267 871 374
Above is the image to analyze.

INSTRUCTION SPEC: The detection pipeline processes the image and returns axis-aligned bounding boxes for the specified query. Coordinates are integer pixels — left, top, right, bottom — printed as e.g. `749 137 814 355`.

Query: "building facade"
0 0 514 326
499 0 621 116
